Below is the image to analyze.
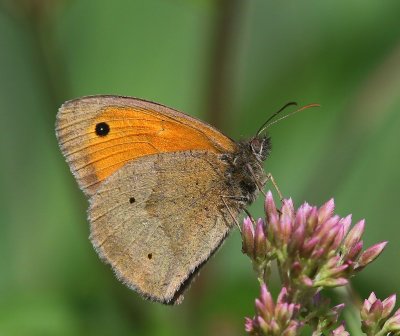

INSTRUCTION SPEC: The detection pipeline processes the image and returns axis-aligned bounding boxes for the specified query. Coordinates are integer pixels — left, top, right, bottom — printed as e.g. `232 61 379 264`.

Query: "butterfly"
56 95 309 304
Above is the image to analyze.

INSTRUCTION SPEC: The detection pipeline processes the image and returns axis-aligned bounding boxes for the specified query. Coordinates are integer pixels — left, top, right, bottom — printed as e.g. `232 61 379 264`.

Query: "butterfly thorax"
223 134 271 207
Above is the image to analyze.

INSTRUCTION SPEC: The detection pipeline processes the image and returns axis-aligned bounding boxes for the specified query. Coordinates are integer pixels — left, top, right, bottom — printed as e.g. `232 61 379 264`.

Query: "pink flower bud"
330 224 345 251
293 205 306 231
384 312 400 332
325 255 341 268
265 191 278 219
270 320 280 334
242 217 255 257
339 214 352 236
299 275 313 287
289 224 305 253
302 237 319 256
254 219 267 259
244 317 255 333
382 294 396 319
315 215 340 237
314 277 348 288
318 221 341 253
283 321 303 336
344 241 363 262
343 219 365 250
255 299 266 316
260 284 275 315
280 209 293 244
282 324 300 336
282 198 295 218
322 264 349 279
310 247 325 260
361 292 377 320
306 207 318 232
356 241 387 270
257 316 270 333
268 212 280 241
361 300 371 321
331 303 346 320
318 198 335 224
276 302 290 323
367 292 378 303
277 287 289 304
369 299 383 322
332 324 349 336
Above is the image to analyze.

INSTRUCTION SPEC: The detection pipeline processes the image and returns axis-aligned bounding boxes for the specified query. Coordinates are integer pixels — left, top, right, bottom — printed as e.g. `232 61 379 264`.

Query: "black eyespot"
95 122 110 136
129 197 135 204
147 253 152 259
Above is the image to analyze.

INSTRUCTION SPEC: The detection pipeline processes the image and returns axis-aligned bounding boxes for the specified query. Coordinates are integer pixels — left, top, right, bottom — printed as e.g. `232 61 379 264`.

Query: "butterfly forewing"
56 95 237 196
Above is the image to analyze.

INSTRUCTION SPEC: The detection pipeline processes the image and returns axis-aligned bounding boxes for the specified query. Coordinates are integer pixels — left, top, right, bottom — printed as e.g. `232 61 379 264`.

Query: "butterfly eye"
95 122 110 136
250 138 262 153
250 136 271 161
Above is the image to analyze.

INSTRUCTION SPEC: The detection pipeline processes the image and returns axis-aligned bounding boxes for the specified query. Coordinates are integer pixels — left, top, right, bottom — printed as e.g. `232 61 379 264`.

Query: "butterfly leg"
246 163 266 197
245 163 284 202
265 173 284 202
243 208 256 226
220 195 249 231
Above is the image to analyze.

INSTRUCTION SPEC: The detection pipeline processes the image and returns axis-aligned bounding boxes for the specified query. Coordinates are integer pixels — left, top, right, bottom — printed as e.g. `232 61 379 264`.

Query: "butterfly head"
249 134 271 162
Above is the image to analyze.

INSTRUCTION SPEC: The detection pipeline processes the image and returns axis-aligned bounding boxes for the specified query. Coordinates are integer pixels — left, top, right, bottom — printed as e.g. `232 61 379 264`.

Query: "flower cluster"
242 191 387 290
242 191 390 335
361 292 400 335
245 285 302 336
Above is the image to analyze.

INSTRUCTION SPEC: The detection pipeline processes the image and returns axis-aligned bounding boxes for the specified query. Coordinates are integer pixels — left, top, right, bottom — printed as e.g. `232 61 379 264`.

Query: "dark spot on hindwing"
95 122 110 136
129 197 136 204
147 253 153 260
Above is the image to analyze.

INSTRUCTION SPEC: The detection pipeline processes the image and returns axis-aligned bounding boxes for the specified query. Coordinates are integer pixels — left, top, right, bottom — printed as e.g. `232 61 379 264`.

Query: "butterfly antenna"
256 103 320 136
256 102 297 136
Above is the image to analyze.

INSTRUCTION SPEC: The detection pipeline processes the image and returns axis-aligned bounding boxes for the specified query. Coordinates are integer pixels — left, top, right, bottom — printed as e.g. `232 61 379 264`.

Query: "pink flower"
242 191 390 335
361 292 400 334
242 191 387 290
245 284 302 336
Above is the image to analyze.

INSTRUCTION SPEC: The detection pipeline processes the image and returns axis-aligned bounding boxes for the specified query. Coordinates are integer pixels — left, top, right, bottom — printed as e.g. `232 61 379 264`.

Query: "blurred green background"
1 0 400 335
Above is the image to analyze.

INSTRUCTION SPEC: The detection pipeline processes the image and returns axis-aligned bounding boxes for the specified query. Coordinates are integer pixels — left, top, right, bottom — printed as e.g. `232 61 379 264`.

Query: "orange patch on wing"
85 106 235 183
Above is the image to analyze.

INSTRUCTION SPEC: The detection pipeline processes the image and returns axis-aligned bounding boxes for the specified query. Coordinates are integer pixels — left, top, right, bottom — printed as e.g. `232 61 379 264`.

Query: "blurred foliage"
1 0 400 335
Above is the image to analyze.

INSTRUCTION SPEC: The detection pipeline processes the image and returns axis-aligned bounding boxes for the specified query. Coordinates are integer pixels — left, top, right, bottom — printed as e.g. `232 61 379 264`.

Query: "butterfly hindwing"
88 150 240 304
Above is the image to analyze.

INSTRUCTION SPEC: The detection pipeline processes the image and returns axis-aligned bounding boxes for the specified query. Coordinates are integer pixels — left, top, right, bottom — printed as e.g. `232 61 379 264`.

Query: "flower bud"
356 241 387 270
332 324 350 336
384 310 400 332
265 191 278 220
242 217 255 257
314 277 348 288
254 219 267 260
318 198 335 224
382 294 396 319
343 219 365 250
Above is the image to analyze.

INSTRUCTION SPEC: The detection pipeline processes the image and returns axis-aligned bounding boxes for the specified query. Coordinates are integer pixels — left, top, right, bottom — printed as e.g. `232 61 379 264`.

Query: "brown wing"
88 150 239 304
56 95 237 196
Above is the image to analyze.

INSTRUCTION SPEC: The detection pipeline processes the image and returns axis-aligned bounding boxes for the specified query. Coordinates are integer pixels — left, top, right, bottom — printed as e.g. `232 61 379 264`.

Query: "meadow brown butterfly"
56 95 308 304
